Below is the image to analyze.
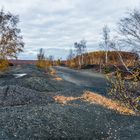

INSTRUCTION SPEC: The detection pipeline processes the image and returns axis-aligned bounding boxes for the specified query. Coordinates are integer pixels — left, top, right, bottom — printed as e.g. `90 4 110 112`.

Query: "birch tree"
74 39 87 68
100 25 110 64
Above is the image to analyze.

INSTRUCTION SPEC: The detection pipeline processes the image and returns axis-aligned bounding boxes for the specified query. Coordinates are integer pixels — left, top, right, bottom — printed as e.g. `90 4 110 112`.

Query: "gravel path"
54 66 108 96
0 65 139 140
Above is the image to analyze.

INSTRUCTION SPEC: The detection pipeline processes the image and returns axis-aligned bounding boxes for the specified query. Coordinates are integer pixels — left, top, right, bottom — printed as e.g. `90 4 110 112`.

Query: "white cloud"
0 0 140 59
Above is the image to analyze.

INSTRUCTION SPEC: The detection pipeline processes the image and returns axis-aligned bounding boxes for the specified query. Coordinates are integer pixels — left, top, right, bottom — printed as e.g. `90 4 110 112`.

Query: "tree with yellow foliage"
0 9 24 71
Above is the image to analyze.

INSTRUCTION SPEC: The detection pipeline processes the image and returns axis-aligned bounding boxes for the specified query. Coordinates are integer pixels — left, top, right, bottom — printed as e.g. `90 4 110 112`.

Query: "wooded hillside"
67 51 139 68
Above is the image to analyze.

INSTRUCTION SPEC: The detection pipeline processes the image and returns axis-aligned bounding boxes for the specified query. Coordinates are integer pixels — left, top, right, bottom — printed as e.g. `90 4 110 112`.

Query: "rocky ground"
0 65 140 140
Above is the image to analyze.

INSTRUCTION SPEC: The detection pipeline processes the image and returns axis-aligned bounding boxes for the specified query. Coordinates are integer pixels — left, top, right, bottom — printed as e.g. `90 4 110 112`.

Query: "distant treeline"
67 51 139 68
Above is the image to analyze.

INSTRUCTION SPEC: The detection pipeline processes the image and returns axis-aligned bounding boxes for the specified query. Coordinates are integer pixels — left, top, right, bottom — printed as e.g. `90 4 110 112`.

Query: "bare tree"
118 9 140 53
48 55 54 66
109 39 131 72
48 55 54 61
37 48 45 61
100 25 110 64
74 39 87 68
0 9 24 59
109 37 139 74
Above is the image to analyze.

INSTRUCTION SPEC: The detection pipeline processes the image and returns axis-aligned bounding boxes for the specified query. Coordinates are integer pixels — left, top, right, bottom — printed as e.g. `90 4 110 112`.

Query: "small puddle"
13 73 27 78
57 72 80 85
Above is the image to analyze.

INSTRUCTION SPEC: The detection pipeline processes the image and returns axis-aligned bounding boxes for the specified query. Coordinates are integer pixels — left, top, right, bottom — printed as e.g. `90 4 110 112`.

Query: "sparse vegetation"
36 49 55 70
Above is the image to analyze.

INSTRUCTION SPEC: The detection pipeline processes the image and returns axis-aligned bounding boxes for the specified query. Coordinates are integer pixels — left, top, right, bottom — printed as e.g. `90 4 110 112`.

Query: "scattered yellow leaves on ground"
53 91 135 115
53 77 63 81
82 91 135 115
50 69 57 75
54 96 80 104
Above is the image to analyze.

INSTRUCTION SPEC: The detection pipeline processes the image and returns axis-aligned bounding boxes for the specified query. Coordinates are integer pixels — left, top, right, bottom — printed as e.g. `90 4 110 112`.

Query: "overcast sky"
0 0 140 60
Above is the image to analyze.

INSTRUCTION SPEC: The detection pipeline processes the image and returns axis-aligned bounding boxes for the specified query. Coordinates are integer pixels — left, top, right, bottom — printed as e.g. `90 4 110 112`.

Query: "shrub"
36 48 48 69
46 60 52 67
107 70 140 112
67 60 77 68
103 66 112 74
56 59 61 66
0 59 9 72
36 60 47 69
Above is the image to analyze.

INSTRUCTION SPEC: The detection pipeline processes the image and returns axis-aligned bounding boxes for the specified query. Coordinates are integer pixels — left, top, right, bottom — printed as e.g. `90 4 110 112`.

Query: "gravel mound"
0 85 54 107
0 103 140 140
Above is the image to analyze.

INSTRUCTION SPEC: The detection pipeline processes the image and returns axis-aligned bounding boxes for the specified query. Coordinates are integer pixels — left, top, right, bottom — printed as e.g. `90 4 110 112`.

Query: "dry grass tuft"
82 91 135 115
0 59 9 72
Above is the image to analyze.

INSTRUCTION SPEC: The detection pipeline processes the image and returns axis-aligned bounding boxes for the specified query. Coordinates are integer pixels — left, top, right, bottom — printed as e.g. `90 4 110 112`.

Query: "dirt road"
54 66 108 95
